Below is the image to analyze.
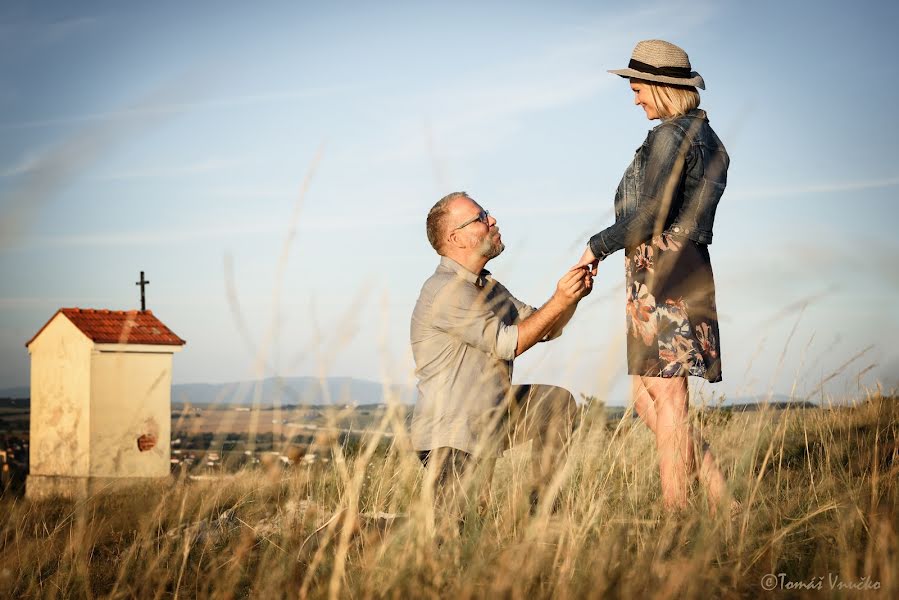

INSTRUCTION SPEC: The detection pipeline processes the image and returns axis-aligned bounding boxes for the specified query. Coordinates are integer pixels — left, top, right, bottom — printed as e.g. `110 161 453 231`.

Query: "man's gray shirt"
410 256 540 456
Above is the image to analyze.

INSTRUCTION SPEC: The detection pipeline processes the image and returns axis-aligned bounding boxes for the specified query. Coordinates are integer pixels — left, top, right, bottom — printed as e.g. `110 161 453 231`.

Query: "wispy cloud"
0 86 355 131
205 185 296 200
369 53 612 166
346 2 720 168
24 223 283 248
0 152 42 178
0 15 99 51
0 296 110 310
16 213 433 249
0 73 221 249
3 150 249 183
37 16 98 43
729 176 899 200
93 157 244 181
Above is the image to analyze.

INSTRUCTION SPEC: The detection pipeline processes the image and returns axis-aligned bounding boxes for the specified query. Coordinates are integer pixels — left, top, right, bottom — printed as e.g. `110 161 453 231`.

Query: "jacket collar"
653 108 708 133
683 108 707 121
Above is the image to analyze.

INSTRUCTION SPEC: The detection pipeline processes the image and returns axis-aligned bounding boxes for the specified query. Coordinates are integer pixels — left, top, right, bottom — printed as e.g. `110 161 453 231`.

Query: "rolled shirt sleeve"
502 282 564 341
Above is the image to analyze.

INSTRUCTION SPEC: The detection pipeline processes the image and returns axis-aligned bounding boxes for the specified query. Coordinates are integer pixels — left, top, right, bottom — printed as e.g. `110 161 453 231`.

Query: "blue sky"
1 0 897 404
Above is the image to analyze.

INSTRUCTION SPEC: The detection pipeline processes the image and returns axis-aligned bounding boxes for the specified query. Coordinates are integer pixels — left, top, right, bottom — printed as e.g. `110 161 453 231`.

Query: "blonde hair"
636 79 701 118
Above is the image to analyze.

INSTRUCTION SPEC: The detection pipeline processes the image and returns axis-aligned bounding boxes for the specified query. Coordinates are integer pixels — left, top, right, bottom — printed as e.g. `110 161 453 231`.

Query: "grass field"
1 394 896 599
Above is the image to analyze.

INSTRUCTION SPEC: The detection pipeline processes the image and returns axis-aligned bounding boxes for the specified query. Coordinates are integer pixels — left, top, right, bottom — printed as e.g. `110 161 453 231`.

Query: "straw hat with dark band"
608 39 705 90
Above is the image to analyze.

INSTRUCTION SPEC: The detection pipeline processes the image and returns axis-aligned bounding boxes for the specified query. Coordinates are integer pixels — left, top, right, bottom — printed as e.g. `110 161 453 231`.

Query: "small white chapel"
25 307 185 499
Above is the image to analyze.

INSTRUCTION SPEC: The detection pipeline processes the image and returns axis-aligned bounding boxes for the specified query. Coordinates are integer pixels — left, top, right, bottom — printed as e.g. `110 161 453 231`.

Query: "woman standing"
577 39 733 514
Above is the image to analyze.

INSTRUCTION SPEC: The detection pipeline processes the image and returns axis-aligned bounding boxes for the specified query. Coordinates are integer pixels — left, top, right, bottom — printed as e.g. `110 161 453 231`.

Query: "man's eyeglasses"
453 209 490 230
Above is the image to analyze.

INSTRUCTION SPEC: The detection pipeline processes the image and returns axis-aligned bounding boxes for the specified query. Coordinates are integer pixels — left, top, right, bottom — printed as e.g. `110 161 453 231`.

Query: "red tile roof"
27 308 186 347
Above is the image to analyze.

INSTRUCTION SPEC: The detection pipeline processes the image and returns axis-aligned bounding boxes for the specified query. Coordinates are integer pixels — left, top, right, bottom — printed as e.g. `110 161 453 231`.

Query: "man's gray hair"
426 191 470 254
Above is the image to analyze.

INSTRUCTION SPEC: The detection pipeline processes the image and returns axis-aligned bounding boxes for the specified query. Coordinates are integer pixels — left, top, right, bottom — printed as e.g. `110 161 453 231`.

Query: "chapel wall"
89 350 172 477
27 315 92 477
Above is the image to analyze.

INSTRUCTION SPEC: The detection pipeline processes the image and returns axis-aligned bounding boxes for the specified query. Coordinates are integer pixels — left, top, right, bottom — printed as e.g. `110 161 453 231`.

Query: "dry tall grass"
1 393 896 599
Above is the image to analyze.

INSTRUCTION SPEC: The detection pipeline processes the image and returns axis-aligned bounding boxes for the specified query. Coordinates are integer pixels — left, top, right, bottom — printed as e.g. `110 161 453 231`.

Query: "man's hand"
556 265 595 303
553 267 587 306
516 264 594 356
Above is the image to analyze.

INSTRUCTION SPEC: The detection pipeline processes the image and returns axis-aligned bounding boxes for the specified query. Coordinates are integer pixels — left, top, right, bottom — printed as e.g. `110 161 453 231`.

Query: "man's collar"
439 256 491 287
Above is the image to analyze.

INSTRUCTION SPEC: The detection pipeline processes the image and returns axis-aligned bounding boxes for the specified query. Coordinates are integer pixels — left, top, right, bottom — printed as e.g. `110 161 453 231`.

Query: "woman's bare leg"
697 440 728 514
638 375 730 513
643 376 692 509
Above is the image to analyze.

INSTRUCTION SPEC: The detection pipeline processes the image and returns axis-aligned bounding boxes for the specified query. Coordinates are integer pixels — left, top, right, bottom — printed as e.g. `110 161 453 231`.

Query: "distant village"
167 402 403 472
1 397 406 495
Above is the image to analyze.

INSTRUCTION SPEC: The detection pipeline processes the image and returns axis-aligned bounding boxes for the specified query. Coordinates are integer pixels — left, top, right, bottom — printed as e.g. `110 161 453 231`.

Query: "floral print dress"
624 232 722 382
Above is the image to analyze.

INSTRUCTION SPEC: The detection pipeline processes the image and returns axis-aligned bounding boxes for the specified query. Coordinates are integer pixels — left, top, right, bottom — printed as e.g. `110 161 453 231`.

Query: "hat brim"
608 68 705 90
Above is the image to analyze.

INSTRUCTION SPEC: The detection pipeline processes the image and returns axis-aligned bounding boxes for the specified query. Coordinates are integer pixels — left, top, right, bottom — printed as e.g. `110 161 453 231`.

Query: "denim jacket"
588 109 729 259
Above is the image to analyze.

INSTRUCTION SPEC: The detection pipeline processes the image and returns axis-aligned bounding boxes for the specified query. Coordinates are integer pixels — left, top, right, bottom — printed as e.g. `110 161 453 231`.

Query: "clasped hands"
554 246 599 304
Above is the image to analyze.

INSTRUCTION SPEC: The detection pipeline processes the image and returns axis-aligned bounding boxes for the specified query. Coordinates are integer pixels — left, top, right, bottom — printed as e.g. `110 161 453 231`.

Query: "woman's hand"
573 245 599 276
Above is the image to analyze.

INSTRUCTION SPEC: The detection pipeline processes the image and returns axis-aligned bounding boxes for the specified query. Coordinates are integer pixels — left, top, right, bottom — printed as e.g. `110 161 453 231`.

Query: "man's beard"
478 235 504 259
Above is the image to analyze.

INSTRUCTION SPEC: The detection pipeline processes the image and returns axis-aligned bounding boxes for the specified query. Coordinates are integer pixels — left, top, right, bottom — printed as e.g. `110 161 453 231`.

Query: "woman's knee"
641 377 686 402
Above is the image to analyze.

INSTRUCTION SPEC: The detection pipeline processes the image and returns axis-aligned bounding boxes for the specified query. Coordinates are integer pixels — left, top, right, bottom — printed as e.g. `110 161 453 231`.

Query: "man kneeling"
410 191 591 521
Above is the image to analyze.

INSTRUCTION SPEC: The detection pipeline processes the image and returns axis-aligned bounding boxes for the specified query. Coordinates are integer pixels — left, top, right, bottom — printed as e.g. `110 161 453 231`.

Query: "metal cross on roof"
135 271 150 312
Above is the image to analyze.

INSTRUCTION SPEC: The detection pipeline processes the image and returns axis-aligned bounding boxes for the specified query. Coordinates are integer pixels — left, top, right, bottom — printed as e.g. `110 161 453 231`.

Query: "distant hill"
169 377 416 406
0 388 29 400
600 396 817 420
0 384 811 409
599 394 795 409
